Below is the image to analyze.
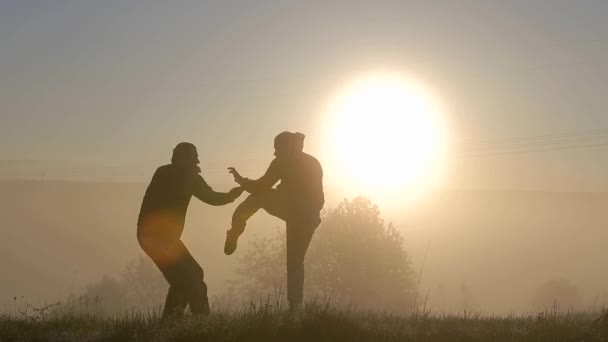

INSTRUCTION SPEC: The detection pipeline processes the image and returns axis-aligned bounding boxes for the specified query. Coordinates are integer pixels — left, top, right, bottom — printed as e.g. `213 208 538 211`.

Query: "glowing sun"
323 73 448 205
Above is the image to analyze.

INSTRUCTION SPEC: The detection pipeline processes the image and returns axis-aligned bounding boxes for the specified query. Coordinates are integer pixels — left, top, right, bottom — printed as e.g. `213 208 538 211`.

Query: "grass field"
1 301 608 342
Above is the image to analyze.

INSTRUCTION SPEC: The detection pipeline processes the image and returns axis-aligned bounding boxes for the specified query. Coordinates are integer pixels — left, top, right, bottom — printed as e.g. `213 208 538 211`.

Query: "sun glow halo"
323 74 448 204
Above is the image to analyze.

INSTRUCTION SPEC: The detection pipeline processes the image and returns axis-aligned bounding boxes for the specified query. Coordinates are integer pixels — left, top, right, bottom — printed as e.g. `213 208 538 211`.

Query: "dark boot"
224 228 244 255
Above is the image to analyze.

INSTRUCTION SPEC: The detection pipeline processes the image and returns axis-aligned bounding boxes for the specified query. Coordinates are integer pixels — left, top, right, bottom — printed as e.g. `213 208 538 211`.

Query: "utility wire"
2 128 608 176
455 128 608 149
452 129 608 157
455 132 608 152
454 142 608 159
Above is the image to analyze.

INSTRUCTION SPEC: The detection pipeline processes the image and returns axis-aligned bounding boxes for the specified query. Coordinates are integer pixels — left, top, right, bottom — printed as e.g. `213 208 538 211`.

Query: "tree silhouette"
531 278 583 312
120 256 167 310
231 197 415 311
84 276 127 314
80 256 166 314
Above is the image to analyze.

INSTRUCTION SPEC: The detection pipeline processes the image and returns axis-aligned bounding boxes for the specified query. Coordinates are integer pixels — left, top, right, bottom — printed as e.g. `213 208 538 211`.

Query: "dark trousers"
232 190 320 305
137 231 210 318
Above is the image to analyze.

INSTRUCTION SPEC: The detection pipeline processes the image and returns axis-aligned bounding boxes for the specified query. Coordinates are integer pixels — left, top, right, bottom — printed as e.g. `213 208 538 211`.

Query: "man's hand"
228 167 245 184
228 187 244 200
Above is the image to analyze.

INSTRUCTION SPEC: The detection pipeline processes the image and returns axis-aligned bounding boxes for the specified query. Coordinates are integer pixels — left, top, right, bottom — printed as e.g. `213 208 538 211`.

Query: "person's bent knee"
137 234 158 259
232 193 265 230
189 262 205 284
238 193 267 209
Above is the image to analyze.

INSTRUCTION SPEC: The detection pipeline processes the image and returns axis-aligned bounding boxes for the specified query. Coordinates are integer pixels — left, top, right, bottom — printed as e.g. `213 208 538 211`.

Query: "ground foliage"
1 301 608 342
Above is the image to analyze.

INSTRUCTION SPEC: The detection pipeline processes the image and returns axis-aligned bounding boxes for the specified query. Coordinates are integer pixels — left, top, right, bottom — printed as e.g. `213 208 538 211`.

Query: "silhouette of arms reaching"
229 159 280 194
191 174 242 206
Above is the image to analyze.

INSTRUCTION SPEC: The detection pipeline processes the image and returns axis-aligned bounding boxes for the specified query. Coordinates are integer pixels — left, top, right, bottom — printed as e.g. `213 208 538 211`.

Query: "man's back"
138 164 194 229
277 153 325 213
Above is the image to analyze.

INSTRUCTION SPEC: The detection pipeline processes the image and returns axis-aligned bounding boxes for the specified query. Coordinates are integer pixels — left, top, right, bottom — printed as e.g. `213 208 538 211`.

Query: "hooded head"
274 131 305 160
171 142 200 170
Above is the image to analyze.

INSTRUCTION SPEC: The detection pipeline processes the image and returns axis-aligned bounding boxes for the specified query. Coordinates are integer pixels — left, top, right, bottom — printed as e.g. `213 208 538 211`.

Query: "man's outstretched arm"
229 159 280 194
191 174 243 206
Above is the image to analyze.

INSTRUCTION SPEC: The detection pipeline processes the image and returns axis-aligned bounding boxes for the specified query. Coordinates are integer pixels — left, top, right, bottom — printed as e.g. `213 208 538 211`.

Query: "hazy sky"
1 0 607 191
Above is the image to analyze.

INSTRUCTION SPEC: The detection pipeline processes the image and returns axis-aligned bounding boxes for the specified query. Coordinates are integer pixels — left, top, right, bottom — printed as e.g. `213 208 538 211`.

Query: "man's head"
172 142 200 168
274 131 305 160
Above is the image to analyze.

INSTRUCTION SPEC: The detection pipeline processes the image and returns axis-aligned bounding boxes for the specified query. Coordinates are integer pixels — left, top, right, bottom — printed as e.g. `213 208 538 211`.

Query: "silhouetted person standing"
225 132 324 311
137 143 243 319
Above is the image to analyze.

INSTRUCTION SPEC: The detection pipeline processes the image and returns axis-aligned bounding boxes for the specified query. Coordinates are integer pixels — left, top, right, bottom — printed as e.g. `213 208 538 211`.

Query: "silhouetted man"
137 142 243 318
225 131 324 311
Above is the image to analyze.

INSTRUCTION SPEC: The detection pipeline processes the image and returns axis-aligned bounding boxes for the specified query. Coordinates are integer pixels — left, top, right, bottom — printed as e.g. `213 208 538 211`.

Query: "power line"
2 129 608 176
455 128 608 149
455 133 608 151
453 130 608 156
453 141 608 159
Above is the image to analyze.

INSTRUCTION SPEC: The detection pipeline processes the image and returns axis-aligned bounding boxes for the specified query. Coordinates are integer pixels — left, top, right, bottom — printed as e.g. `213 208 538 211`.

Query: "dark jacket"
138 164 235 236
241 153 324 214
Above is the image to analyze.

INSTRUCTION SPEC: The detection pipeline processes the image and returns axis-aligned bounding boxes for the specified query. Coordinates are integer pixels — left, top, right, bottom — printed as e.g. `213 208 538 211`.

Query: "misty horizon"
2 178 607 315
2 3 608 340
